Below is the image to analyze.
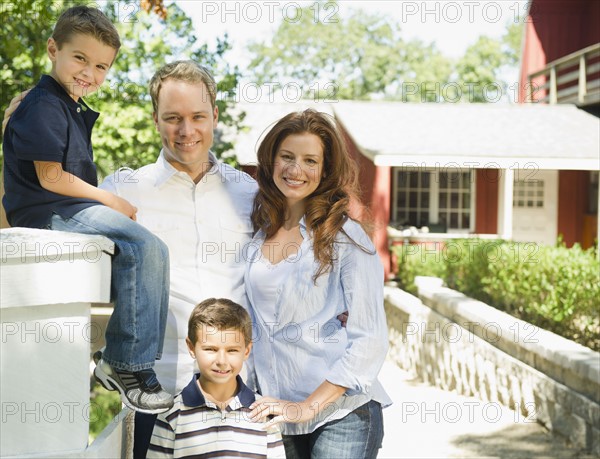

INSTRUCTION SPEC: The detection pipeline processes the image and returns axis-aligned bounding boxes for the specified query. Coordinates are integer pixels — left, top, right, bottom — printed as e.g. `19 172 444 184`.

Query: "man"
100 60 257 458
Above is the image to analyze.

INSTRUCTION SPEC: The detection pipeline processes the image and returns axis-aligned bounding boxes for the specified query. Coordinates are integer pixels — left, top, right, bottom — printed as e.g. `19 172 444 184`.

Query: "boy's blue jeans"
50 205 169 372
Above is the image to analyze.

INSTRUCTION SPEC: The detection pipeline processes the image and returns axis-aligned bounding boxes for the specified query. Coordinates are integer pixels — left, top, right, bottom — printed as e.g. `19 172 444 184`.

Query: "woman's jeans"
282 400 384 459
50 205 169 371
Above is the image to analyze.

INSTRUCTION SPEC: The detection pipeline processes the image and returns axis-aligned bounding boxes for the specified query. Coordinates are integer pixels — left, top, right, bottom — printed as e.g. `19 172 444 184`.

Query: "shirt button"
77 107 81 113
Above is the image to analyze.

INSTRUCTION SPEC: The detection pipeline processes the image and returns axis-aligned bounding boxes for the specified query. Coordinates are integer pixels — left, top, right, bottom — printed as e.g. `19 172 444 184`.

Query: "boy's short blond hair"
52 5 121 51
149 60 217 113
188 298 252 346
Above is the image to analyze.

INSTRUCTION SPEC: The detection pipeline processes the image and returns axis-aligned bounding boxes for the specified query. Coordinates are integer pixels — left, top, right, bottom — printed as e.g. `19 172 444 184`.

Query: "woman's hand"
2 89 30 134
249 397 319 428
249 380 346 428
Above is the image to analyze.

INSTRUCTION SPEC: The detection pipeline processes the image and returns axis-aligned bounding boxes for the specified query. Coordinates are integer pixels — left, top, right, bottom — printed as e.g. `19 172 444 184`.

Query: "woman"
246 109 391 459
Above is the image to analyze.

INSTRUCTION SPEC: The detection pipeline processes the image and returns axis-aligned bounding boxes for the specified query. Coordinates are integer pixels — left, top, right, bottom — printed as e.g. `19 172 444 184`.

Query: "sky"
175 0 529 105
178 0 529 68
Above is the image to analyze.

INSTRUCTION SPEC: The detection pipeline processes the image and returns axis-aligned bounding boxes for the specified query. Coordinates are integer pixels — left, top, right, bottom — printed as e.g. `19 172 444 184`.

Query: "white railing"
0 228 131 458
527 43 600 105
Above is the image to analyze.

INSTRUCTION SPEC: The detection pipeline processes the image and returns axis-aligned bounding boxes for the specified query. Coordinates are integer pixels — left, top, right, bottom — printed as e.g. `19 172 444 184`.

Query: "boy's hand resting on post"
105 193 138 220
34 161 137 221
2 89 30 134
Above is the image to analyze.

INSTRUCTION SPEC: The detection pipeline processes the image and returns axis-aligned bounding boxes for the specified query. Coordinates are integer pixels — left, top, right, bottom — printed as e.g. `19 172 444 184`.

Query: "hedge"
391 239 599 351
89 382 122 442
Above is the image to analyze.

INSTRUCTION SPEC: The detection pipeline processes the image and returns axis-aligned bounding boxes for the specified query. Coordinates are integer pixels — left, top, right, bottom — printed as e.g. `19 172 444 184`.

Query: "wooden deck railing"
527 43 600 106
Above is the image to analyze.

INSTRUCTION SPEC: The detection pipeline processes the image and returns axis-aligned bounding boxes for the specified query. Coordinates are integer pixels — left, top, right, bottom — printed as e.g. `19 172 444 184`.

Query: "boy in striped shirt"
147 298 285 458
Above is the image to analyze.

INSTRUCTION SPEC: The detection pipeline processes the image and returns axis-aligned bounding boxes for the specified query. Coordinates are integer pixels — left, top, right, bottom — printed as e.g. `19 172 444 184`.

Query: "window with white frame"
393 168 474 232
513 179 544 208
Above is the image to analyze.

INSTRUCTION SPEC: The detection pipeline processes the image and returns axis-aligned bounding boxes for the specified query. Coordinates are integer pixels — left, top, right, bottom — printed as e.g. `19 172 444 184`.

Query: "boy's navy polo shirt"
2 75 102 228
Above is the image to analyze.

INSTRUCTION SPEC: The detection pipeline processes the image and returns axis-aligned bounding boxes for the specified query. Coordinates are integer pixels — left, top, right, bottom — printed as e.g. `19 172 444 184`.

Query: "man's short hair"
188 298 252 346
149 60 217 113
52 5 121 51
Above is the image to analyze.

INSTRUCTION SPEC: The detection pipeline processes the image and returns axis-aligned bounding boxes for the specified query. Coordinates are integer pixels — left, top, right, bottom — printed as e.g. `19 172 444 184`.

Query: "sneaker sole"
93 365 171 415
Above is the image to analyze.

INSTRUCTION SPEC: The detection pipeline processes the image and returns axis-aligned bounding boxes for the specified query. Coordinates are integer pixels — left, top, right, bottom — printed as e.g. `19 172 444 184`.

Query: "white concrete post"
497 168 514 240
0 228 114 458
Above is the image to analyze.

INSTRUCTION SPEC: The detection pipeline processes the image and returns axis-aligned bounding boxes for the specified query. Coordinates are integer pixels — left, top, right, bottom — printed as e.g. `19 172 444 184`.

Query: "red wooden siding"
340 127 393 279
474 169 499 234
558 170 589 247
519 0 600 103
240 164 257 178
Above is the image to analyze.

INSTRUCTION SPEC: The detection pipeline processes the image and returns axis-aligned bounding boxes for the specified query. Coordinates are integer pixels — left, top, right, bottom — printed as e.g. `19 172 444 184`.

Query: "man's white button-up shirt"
101 151 257 393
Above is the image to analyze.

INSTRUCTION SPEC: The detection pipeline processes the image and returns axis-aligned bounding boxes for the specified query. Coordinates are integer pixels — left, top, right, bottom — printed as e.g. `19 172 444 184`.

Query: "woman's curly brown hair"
252 109 368 281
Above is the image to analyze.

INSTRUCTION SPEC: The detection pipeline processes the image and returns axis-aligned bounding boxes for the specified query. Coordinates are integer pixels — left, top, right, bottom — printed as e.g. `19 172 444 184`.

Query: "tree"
247 1 452 101
247 1 523 103
454 21 524 103
140 0 167 19
0 0 243 174
0 0 63 111
88 2 242 173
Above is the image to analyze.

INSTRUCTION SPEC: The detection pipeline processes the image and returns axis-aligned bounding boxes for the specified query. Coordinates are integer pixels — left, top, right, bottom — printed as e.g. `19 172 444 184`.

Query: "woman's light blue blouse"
244 217 392 435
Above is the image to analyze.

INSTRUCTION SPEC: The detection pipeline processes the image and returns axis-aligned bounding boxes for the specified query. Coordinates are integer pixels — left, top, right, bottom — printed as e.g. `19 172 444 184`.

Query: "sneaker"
92 349 103 365
93 354 174 414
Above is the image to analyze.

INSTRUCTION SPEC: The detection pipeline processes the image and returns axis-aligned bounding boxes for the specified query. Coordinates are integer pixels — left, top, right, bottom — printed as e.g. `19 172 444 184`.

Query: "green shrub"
391 242 447 295
89 382 122 442
393 239 600 351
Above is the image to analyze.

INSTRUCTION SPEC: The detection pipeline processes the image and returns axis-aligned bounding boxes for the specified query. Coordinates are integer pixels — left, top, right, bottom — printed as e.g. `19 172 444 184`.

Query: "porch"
527 43 600 106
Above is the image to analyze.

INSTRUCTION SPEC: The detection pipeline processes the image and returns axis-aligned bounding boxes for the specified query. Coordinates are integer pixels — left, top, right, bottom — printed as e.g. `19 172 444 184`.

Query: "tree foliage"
0 0 242 174
247 1 523 103
248 1 451 101
454 22 524 102
0 0 61 109
140 0 167 19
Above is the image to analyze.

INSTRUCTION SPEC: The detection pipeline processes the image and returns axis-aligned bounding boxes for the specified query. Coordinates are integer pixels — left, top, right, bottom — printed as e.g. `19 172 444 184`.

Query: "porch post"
578 55 587 104
0 228 115 457
497 168 514 240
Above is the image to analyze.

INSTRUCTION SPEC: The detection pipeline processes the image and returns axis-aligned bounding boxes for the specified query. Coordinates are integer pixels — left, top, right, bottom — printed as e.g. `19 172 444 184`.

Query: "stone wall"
385 278 600 455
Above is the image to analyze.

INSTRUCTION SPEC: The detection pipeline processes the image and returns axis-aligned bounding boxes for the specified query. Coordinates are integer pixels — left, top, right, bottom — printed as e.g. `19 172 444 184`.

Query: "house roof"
230 101 600 171
333 101 600 170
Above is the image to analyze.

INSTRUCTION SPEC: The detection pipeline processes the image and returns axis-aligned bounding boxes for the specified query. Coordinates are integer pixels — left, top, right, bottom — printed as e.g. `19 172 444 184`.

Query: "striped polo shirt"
147 374 286 458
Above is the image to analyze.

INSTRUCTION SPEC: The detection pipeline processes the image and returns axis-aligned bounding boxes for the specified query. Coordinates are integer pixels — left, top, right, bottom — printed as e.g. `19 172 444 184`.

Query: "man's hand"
2 89 30 134
337 311 349 327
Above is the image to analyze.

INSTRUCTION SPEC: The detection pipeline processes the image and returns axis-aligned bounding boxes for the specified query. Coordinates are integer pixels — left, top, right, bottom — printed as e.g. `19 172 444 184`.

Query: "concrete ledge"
2 409 133 459
415 280 600 404
84 409 133 459
385 281 600 455
1 228 114 308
